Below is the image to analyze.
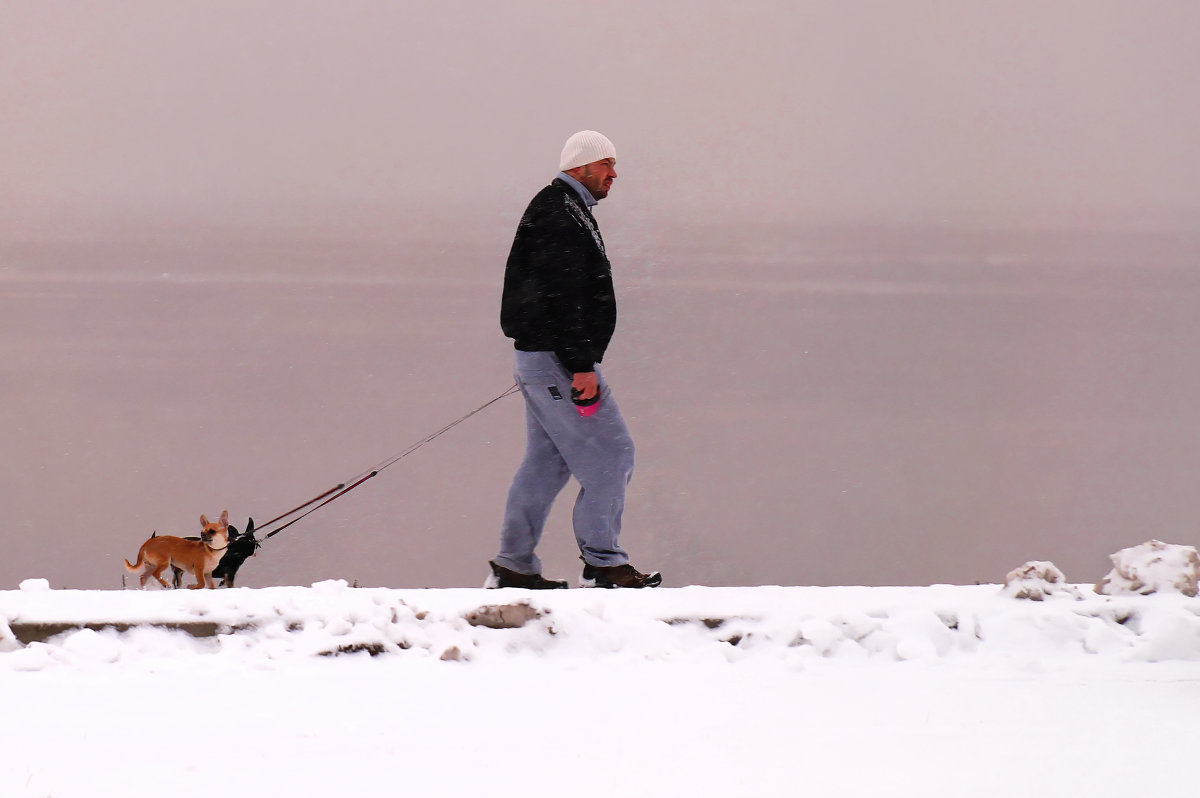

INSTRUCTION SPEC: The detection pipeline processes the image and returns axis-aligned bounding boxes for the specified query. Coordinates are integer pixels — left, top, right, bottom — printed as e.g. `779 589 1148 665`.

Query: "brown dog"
124 511 231 589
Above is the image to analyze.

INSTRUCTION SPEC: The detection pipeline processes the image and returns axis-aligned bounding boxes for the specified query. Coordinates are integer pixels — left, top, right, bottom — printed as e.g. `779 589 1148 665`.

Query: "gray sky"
4 1 1200 591
4 1 1200 229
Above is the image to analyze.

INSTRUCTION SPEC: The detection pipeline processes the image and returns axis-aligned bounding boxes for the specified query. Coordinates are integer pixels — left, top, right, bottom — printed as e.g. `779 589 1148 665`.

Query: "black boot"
580 561 662 589
486 560 568 589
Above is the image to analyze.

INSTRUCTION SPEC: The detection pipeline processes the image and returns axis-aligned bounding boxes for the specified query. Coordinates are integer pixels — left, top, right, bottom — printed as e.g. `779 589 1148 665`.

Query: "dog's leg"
150 562 170 589
188 565 206 589
171 566 184 590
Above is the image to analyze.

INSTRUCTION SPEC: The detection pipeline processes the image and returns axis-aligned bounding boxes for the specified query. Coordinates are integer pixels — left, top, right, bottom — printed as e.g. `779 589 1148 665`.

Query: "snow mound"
1001 560 1081 601
4 583 1200 670
1095 540 1200 597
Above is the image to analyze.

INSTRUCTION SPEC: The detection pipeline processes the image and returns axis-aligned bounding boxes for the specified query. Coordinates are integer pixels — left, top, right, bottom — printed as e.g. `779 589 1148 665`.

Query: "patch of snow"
1096 539 1200 597
1002 560 1081 600
2 582 1199 671
2 583 1198 797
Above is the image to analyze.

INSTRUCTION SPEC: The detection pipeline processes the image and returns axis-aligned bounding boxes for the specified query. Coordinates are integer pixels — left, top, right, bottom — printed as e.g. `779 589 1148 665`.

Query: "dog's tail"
124 540 149 572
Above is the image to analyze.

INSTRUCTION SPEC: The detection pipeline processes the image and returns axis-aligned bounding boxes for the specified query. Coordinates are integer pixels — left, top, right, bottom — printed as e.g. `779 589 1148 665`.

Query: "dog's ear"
219 510 229 526
200 514 209 527
227 525 240 539
246 517 255 535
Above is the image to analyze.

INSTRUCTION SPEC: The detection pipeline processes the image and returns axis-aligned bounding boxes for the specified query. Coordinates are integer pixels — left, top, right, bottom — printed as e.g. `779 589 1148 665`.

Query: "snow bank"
1095 539 1200 597
1001 560 1081 600
4 580 1200 671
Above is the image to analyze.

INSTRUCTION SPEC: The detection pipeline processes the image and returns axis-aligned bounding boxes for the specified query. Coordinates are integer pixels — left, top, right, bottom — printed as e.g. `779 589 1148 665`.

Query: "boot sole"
486 579 569 589
578 573 663 589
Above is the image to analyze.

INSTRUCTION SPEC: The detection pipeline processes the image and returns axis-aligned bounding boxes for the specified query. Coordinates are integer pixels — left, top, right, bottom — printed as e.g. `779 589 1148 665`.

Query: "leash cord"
260 383 520 541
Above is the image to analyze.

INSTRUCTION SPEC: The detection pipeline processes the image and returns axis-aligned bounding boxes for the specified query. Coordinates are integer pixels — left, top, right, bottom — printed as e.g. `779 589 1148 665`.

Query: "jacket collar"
555 172 598 208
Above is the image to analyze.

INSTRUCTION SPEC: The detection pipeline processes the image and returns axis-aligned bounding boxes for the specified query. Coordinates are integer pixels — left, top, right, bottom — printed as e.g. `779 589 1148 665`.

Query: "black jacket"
501 178 616 374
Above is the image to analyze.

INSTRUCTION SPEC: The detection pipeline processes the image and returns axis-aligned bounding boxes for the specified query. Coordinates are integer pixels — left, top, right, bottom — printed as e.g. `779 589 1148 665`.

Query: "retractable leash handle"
570 387 601 417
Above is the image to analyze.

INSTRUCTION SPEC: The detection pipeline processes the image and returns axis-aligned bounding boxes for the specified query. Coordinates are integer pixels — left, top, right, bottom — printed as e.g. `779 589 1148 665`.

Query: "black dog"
170 518 261 589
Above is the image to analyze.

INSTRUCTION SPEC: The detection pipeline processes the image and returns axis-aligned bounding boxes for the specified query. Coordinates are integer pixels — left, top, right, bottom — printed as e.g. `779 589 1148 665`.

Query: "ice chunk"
1002 561 1080 600
1095 540 1200 597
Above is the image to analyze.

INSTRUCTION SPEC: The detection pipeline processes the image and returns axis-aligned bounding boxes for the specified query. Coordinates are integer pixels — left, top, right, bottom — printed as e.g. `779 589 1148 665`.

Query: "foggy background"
3 1 1200 589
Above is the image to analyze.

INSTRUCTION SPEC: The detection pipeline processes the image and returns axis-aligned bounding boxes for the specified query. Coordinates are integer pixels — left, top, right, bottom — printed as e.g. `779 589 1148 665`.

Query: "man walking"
488 130 661 589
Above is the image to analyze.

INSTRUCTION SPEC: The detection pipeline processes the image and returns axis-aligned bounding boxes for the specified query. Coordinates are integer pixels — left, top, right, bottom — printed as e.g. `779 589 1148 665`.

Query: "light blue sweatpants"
495 350 635 575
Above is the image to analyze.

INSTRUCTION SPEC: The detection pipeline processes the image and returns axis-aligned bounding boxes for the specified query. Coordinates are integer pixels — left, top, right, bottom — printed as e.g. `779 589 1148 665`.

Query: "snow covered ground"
3 579 1198 797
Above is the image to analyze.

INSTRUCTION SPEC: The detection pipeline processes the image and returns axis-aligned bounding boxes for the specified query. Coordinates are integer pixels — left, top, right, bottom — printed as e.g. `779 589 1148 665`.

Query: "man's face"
571 158 617 201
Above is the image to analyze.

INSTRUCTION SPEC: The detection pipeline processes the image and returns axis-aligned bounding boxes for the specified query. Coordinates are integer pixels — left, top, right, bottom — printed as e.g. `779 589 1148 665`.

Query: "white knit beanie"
559 130 616 172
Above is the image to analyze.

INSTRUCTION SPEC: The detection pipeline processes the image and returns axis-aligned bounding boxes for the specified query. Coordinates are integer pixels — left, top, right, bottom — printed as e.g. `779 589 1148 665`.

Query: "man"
488 130 661 590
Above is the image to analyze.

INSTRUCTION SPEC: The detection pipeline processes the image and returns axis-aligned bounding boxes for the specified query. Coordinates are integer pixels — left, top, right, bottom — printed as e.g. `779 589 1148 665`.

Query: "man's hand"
571 371 599 401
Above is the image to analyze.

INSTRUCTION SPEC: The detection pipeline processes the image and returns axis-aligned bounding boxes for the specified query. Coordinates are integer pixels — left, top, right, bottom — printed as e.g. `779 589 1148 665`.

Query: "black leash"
258 383 520 541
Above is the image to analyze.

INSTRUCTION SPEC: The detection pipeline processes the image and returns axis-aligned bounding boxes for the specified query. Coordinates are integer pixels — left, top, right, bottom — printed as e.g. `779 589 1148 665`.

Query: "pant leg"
497 351 634 571
566 382 635 567
495 381 572 575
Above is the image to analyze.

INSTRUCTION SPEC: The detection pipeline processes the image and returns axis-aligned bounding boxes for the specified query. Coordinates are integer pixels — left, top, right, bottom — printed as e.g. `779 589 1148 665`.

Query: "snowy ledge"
3 582 1200 671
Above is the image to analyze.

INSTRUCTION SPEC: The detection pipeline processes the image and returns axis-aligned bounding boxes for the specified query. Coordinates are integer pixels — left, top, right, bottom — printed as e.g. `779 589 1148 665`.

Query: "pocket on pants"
519 369 571 408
